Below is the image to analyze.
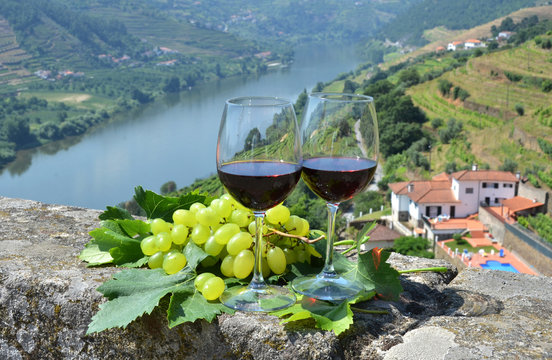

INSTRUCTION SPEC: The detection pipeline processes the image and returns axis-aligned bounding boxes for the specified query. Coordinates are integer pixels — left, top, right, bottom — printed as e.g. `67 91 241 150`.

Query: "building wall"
478 206 506 244
453 179 481 216
478 181 516 206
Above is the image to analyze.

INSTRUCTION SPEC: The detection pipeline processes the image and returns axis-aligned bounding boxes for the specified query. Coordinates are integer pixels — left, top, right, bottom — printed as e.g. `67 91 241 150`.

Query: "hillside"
407 39 552 183
379 0 543 46
391 5 552 64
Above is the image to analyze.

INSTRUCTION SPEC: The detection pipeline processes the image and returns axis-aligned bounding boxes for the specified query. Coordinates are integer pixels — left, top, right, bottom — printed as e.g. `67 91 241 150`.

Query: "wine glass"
291 93 379 301
217 96 302 312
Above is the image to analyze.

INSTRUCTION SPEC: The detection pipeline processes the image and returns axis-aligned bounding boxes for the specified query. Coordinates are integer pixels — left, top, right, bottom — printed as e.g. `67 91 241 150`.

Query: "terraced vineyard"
407 40 552 177
0 18 31 89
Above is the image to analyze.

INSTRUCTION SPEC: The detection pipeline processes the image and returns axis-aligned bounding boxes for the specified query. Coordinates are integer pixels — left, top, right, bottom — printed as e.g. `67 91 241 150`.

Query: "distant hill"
379 0 543 46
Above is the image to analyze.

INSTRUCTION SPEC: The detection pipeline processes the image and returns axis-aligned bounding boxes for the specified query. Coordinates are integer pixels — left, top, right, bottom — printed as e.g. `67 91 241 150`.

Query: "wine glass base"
291 275 363 302
220 284 296 312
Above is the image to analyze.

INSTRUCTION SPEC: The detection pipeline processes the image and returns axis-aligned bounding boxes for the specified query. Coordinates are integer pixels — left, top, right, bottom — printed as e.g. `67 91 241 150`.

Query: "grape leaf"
99 206 134 221
183 242 209 271
167 290 234 327
79 243 114 266
86 227 146 267
271 296 354 335
134 186 211 222
117 219 150 237
87 268 193 334
336 248 402 301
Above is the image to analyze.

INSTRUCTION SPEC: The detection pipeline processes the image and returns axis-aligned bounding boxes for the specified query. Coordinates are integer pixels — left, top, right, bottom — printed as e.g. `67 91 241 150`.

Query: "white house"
447 41 463 51
389 169 519 229
464 39 485 49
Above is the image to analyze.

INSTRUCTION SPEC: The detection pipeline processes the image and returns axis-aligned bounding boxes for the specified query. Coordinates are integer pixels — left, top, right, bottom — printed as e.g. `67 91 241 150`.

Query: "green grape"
173 209 197 227
266 204 290 225
267 246 287 274
204 236 224 256
295 246 307 263
171 224 189 245
228 209 250 227
148 251 165 269
283 247 296 265
254 237 269 258
201 255 219 267
140 235 158 256
201 276 225 300
155 232 172 252
299 218 310 237
211 198 233 219
210 222 223 232
194 272 215 291
214 223 241 245
247 221 268 236
226 231 253 256
220 255 235 277
150 218 171 235
162 252 187 274
284 215 303 235
191 223 210 245
233 249 255 279
196 207 221 228
189 202 206 214
260 256 271 279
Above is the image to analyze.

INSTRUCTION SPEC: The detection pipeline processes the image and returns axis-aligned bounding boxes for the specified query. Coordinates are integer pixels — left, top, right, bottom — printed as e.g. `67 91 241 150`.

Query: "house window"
494 183 499 189
503 183 513 188
465 187 474 194
494 197 505 204
482 182 487 188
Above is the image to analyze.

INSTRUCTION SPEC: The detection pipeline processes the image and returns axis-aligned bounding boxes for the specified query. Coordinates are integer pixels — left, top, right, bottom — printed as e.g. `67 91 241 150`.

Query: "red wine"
302 157 377 203
218 161 301 211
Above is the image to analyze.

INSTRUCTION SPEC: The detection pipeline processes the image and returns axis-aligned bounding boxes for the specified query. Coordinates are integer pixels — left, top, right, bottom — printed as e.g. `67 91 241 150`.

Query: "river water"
0 43 365 210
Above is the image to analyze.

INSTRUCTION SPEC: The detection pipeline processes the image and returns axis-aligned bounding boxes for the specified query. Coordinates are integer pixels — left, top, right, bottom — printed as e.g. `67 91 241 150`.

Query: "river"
0 43 366 210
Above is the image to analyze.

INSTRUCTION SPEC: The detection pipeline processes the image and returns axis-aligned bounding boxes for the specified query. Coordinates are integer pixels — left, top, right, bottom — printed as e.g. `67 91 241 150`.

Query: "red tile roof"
501 196 544 213
451 170 518 182
465 39 481 43
389 179 460 204
366 224 401 242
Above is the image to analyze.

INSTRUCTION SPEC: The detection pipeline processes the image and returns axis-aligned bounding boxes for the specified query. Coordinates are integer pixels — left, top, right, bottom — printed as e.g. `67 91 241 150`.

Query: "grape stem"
265 227 325 244
398 267 448 274
350 307 389 315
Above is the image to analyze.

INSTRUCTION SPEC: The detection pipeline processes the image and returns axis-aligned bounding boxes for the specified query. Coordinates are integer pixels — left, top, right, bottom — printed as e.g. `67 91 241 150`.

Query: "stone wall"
503 223 552 276
1 197 552 359
518 182 551 215
478 206 506 243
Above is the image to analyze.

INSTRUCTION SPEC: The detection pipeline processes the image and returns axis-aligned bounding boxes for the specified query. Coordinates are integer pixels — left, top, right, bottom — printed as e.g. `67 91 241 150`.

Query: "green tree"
163 77 181 93
392 236 434 258
2 118 34 149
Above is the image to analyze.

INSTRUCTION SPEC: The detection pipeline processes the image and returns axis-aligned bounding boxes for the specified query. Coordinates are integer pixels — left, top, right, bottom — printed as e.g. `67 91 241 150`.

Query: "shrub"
515 104 525 116
542 80 552 93
392 236 434 259
431 117 444 129
437 79 453 97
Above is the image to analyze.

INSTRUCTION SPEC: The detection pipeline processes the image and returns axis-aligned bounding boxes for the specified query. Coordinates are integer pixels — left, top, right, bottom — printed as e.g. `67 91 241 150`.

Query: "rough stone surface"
1 196 552 359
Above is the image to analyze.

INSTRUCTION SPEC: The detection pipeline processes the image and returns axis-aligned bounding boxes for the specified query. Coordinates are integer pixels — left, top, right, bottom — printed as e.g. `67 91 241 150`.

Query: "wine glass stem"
249 211 266 290
321 202 340 278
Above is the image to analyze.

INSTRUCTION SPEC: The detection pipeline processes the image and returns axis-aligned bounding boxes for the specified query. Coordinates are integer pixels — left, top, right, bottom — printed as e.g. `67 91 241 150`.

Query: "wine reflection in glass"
291 93 379 301
217 96 302 311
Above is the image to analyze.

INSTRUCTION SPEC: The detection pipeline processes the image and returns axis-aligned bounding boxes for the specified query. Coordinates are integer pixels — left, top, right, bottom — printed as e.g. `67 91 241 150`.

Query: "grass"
20 91 116 110
353 208 392 222
444 239 496 254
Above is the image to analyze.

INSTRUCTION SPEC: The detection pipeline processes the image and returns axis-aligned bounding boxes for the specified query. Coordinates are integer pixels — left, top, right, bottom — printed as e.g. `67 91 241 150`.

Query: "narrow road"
355 119 382 190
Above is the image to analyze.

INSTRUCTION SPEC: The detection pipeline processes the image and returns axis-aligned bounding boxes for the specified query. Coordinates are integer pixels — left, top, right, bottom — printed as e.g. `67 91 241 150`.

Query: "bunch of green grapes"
140 193 313 301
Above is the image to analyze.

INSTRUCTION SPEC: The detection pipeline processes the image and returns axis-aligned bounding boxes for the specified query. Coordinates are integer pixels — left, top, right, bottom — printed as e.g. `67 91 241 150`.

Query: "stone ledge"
1 196 551 359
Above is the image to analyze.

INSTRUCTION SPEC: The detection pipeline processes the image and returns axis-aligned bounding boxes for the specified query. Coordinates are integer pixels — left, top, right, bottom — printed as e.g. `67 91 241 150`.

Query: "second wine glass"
291 92 379 302
217 96 302 312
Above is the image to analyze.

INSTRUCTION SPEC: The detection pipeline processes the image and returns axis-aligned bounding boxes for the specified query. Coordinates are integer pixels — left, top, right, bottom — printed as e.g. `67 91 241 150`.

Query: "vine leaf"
87 268 194 334
134 186 211 222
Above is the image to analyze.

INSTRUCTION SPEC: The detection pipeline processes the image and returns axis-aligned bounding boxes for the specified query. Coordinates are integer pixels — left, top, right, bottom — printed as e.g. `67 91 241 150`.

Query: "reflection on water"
0 43 365 209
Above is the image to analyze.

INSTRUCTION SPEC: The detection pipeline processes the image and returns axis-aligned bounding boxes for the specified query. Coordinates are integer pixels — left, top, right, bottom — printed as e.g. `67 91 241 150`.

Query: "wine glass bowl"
291 93 379 301
216 96 301 311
